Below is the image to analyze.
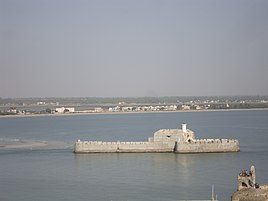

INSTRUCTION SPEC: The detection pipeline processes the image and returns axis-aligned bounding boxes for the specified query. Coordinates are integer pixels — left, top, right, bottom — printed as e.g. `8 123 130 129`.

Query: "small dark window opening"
242 182 248 187
167 135 171 138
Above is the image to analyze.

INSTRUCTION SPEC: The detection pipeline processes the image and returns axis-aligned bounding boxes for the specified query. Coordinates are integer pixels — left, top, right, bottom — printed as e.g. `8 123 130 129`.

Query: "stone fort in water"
74 123 240 153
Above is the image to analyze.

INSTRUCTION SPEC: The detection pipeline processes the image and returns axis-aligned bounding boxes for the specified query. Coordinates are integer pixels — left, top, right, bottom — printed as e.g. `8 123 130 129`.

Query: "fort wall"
74 140 175 153
74 124 240 153
175 139 240 153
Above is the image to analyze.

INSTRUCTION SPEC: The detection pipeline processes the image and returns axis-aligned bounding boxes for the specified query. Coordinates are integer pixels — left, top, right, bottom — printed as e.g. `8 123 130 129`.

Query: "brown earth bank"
232 185 268 201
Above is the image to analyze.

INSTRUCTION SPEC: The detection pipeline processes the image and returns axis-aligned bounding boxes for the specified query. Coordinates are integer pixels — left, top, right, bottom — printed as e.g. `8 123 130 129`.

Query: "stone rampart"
74 140 175 153
175 139 240 153
74 124 240 153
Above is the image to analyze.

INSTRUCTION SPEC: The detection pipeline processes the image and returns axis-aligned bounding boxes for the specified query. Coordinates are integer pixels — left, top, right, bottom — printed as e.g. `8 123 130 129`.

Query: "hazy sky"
1 0 268 98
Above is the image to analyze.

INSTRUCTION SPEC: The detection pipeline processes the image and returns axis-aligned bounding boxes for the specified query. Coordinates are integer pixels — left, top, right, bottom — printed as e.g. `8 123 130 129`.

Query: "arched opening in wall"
167 135 171 138
242 182 248 188
249 180 253 187
188 139 191 143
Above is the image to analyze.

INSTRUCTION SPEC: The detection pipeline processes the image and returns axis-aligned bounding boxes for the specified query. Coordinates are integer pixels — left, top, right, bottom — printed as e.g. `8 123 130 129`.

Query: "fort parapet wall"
74 138 239 153
74 141 175 153
175 139 240 153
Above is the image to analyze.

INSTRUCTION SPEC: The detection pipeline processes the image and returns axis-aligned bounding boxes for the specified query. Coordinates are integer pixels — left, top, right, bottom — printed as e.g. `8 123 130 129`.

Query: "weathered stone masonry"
74 124 240 153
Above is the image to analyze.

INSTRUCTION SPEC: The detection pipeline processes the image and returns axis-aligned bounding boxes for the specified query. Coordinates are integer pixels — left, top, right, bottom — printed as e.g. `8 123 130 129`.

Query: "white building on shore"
55 107 75 113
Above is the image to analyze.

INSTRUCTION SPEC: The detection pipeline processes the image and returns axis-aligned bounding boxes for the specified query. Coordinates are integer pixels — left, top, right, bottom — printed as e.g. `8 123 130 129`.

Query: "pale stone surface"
175 139 239 153
74 124 240 153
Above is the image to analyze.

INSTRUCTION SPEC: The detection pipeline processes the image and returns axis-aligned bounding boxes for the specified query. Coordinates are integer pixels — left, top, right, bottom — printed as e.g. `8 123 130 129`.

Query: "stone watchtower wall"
237 166 256 190
231 166 268 201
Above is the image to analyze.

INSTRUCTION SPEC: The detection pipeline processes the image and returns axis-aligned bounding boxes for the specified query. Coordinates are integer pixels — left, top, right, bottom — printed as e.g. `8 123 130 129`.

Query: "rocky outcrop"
232 187 268 201
232 166 268 201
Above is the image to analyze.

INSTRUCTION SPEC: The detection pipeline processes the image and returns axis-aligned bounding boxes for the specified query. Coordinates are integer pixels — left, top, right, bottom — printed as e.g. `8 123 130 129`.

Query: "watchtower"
182 123 187 133
237 165 256 190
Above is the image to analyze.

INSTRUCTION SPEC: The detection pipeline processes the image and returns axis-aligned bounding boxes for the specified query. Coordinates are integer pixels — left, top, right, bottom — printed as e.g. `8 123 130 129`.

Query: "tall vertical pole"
212 184 214 201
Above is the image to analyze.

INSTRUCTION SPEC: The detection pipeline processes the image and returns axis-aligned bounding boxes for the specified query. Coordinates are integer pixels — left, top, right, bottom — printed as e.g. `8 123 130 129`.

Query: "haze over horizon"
1 0 268 98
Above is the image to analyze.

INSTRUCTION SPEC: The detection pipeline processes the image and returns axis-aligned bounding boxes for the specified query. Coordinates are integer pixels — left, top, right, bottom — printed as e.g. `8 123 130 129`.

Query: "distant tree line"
208 103 268 109
1 96 268 106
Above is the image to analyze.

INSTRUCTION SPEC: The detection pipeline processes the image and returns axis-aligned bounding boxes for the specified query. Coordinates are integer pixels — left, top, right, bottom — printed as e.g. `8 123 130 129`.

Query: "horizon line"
1 95 268 99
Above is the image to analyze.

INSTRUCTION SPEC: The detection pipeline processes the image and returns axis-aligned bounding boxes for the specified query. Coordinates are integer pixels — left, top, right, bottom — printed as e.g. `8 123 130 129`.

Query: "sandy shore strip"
0 141 49 149
0 108 268 119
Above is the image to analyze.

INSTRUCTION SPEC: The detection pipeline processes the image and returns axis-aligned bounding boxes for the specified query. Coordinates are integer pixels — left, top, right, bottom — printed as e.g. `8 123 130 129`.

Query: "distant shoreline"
1 108 268 118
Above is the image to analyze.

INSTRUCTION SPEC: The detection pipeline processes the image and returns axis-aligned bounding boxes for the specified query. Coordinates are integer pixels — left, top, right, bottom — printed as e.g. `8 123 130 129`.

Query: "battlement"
74 139 173 153
191 138 239 144
74 123 240 153
76 140 151 145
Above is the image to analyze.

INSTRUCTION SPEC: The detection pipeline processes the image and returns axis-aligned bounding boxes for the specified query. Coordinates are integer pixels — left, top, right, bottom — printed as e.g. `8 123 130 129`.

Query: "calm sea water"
0 110 268 201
